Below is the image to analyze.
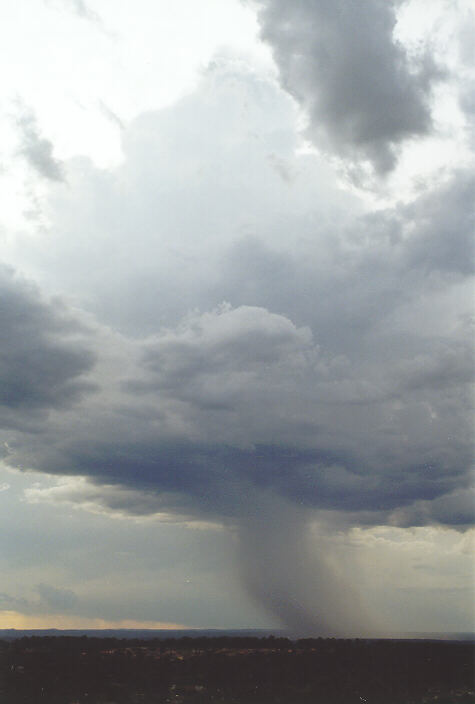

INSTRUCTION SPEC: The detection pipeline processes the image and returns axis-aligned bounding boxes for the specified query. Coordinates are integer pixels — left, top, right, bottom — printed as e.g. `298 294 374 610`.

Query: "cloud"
390 489 475 529
36 583 79 611
0 585 78 615
254 0 442 172
1 63 472 633
44 0 105 28
402 170 475 276
16 108 65 182
98 100 125 131
0 265 96 429
6 296 472 529
126 303 314 402
9 67 356 336
67 0 96 20
25 476 184 521
0 592 30 610
2 69 472 535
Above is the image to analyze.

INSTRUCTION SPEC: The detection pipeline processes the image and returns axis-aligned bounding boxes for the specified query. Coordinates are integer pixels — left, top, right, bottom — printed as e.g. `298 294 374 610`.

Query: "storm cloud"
0 265 96 430
5 290 472 529
0 4 472 633
3 68 472 532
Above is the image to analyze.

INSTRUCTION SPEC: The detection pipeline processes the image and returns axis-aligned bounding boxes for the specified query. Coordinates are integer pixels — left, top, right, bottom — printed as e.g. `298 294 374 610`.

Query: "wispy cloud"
16 107 64 182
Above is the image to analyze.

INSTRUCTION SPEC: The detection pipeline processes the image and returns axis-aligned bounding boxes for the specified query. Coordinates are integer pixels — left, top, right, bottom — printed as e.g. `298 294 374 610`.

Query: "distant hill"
0 628 473 641
0 627 281 641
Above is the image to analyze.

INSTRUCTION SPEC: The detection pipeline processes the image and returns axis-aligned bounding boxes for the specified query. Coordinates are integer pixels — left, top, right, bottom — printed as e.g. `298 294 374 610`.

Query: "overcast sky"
0 0 473 636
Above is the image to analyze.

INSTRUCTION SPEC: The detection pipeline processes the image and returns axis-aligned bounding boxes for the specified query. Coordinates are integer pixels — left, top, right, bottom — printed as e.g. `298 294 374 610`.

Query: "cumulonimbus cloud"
2 68 472 531
1 55 472 633
4 297 472 528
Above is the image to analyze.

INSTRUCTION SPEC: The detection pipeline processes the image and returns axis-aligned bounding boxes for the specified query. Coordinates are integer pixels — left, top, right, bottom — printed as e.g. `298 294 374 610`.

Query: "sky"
0 0 473 636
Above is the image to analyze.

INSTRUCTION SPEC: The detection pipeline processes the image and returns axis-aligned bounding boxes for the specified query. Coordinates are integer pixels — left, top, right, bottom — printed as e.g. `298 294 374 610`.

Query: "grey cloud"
1 63 473 633
224 169 474 335
6 300 471 530
9 69 355 337
402 171 475 276
394 337 473 394
455 6 475 146
44 0 104 27
0 592 30 610
267 153 295 182
0 585 78 615
36 583 79 611
68 0 95 19
3 70 472 542
17 439 464 521
17 109 64 182
390 489 475 528
126 304 313 403
98 100 125 131
254 0 442 172
26 478 182 519
459 79 475 120
457 7 475 67
0 265 96 428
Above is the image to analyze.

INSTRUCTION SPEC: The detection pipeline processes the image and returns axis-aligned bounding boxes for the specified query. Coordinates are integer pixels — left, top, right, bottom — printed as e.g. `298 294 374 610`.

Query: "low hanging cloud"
7 298 472 526
0 584 78 615
253 0 442 172
36 583 79 612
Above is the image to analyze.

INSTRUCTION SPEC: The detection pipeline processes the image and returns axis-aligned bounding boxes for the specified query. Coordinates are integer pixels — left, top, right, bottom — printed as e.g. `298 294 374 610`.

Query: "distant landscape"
1 633 473 704
1 628 474 641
